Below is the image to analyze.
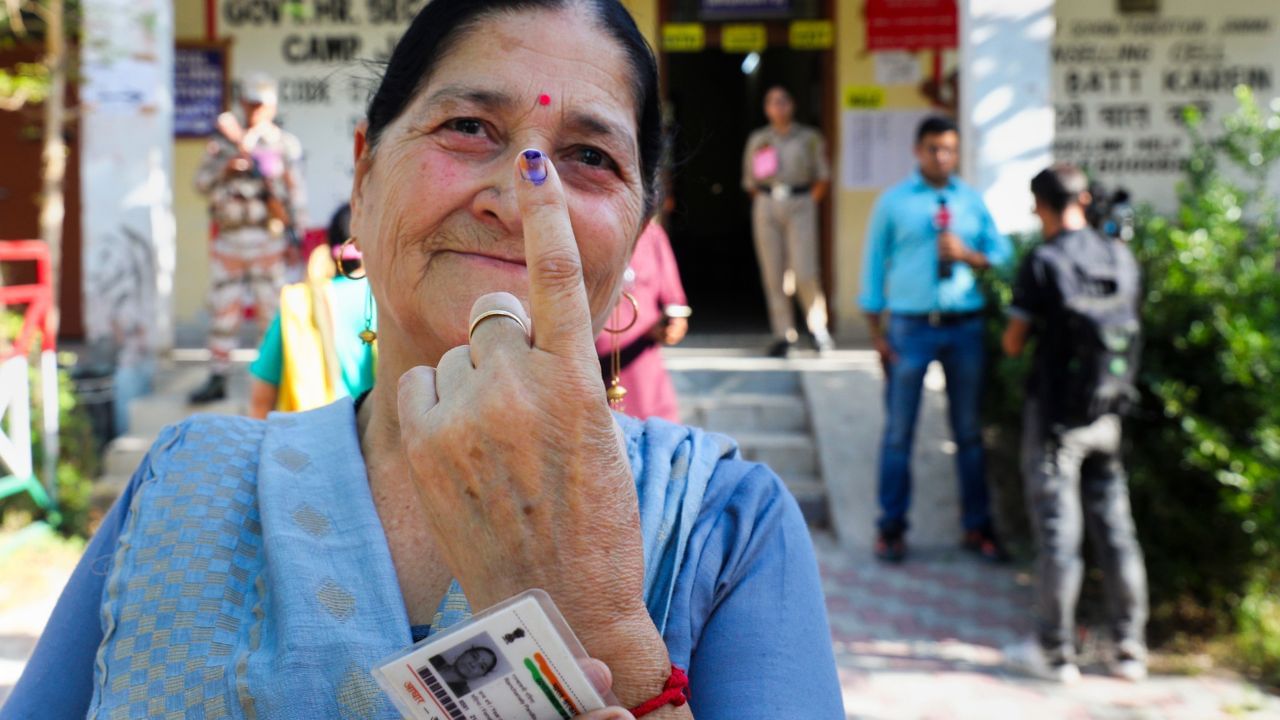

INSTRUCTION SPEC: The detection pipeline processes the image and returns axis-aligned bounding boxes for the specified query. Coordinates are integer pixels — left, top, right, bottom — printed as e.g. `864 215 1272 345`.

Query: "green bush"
982 87 1280 684
1238 580 1280 682
0 313 98 537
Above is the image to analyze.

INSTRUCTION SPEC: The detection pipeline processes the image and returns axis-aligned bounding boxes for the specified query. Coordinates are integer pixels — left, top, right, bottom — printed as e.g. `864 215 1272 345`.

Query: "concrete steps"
673 366 829 528
92 359 249 514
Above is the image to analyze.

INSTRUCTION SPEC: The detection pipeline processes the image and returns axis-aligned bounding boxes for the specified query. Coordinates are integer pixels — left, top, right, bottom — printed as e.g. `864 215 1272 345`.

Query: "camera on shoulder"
1086 182 1134 242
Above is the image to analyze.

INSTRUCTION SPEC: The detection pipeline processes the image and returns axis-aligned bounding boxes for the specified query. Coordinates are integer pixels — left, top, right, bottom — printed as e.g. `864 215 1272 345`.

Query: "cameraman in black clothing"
1001 164 1149 684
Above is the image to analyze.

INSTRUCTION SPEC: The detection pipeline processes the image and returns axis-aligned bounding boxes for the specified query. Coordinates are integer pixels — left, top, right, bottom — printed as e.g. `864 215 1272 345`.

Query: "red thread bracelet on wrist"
629 664 689 717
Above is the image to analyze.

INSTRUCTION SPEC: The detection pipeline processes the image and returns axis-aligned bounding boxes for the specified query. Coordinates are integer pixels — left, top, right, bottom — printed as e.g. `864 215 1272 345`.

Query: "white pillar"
959 0 1055 235
80 0 175 432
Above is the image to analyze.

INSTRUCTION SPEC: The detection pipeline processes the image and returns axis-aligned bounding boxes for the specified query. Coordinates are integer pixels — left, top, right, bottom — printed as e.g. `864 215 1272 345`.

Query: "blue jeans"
877 314 991 535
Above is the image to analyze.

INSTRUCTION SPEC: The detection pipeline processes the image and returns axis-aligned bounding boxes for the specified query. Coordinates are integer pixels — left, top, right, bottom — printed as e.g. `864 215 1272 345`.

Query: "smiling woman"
1 2 843 719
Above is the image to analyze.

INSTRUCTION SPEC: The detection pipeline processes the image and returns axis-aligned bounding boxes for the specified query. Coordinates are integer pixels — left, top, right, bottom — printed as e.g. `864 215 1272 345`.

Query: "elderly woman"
3 1 842 718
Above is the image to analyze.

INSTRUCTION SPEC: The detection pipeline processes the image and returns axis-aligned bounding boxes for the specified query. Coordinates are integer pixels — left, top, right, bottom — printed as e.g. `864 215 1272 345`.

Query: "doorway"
665 46 824 333
662 27 832 335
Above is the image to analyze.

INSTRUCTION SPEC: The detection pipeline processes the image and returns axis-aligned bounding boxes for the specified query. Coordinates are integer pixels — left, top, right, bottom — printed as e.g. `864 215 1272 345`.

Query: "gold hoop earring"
359 284 377 344
339 238 367 280
603 291 639 410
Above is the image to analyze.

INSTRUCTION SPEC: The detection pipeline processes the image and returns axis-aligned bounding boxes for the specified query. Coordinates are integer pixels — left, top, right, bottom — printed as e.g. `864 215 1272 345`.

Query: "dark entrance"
665 46 827 334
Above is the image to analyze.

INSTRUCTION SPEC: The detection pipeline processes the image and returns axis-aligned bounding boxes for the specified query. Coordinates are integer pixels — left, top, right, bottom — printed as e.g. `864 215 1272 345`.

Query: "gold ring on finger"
468 309 530 342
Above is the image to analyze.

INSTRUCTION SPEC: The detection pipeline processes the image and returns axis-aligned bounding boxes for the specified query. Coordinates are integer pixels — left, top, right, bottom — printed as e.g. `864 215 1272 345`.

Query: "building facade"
7 0 1277 356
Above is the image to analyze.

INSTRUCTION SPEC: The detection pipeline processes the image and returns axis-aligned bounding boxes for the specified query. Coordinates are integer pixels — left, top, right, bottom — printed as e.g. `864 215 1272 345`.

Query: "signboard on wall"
214 0 417 227
722 24 767 52
700 0 789 20
174 41 230 138
663 23 707 51
865 0 957 51
1053 0 1280 210
790 20 834 49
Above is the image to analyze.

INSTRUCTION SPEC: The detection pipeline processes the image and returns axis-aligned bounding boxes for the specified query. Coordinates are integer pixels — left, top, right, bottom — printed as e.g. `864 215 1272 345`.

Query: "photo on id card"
373 589 611 720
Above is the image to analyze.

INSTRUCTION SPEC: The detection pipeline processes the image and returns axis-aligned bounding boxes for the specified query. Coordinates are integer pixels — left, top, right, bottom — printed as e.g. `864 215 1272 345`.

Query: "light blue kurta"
5 398 844 719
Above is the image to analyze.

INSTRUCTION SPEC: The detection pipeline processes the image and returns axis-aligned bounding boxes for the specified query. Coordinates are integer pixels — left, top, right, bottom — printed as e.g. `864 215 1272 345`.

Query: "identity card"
373 589 611 720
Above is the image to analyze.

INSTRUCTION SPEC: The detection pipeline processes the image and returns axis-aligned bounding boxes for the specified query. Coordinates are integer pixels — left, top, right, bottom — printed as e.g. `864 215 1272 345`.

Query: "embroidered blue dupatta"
88 398 738 718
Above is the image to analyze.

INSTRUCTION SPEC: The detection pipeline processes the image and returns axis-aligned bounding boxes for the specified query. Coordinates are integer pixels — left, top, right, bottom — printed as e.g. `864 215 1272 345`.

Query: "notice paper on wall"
874 51 922 86
840 109 934 190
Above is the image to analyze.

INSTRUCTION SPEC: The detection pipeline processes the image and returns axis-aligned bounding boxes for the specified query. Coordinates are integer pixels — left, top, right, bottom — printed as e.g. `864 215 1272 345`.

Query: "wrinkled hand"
575 659 634 720
937 231 969 262
396 151 650 654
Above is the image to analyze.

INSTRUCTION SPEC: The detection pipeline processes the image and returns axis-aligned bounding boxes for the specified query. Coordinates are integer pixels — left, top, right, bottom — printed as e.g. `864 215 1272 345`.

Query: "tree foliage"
0 0 78 111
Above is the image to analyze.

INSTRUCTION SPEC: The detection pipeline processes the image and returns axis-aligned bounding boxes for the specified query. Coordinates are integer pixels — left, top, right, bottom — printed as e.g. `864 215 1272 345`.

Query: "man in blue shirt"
859 115 1013 563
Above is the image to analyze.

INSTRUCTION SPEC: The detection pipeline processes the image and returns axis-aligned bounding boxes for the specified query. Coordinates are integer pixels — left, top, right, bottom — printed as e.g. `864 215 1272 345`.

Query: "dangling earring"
338 237 366 280
604 292 639 410
359 284 377 344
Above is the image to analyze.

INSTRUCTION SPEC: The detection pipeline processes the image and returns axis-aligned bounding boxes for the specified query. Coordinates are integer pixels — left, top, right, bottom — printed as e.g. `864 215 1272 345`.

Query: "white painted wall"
80 0 175 428
213 0 415 230
1053 0 1280 212
959 0 1056 237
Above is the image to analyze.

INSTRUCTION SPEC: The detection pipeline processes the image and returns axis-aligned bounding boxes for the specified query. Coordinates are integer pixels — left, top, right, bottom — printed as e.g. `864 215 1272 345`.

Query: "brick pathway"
3 531 1278 717
813 533 1280 720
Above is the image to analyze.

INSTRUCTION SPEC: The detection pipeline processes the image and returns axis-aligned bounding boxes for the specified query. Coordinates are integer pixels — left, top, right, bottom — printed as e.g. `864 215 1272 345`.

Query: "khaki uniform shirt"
741 123 830 193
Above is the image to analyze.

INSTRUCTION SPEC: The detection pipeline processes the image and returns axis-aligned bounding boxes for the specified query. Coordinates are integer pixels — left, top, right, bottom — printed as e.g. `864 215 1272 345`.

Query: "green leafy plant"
1131 88 1280 684
0 312 97 537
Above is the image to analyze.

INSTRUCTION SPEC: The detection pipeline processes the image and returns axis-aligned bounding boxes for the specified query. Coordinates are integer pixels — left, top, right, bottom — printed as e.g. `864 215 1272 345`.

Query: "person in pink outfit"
596 220 691 423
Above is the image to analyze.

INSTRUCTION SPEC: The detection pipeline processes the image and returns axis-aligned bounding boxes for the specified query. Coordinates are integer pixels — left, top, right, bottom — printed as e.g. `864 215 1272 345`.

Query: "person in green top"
248 204 376 417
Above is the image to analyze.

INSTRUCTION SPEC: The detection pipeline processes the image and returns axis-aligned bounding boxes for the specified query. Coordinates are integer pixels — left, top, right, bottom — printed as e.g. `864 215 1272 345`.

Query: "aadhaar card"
373 589 610 720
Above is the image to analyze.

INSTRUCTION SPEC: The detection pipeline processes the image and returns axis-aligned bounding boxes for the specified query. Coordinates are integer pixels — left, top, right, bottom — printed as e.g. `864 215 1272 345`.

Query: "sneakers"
188 373 228 404
1003 637 1080 684
1109 657 1148 682
813 331 836 356
962 524 1011 563
1109 643 1149 681
874 530 907 564
765 339 793 358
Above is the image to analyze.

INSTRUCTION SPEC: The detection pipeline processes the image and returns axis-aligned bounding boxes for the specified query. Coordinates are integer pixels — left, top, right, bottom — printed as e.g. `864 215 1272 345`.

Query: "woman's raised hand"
397 149 674 707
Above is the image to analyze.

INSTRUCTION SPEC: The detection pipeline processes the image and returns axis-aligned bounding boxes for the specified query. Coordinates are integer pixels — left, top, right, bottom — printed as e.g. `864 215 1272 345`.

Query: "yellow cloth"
276 246 344 412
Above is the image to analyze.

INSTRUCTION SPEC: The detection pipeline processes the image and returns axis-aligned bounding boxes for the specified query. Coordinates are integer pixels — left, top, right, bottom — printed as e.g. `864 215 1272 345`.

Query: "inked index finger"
514 148 596 355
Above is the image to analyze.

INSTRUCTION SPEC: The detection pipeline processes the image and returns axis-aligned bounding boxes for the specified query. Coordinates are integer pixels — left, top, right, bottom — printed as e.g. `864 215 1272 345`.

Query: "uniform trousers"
751 193 829 342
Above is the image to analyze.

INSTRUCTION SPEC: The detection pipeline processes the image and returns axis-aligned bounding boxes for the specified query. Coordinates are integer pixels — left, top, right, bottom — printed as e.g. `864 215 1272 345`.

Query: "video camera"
1086 182 1134 242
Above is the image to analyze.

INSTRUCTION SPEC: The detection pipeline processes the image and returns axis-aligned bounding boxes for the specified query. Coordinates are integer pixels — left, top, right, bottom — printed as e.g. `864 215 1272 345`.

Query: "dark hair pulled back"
1030 163 1089 214
364 0 663 215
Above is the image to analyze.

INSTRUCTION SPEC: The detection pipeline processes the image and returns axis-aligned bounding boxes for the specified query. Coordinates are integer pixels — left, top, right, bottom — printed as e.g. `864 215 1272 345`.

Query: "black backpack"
1039 233 1142 425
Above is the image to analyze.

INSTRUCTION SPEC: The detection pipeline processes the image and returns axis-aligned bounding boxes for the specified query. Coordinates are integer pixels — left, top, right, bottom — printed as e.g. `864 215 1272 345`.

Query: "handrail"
0 240 55 361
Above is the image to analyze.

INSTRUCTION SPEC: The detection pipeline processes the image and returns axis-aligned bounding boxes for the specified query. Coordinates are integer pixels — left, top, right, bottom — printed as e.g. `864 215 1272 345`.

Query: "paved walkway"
2 340 1278 716
1 532 1277 717
815 533 1280 720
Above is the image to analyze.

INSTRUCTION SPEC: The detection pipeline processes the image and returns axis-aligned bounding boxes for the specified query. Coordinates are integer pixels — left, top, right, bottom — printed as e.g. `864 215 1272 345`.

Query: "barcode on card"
415 664 467 720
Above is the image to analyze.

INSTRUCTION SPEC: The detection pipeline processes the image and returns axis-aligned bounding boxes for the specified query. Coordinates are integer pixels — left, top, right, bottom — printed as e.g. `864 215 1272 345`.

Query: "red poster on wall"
865 0 958 51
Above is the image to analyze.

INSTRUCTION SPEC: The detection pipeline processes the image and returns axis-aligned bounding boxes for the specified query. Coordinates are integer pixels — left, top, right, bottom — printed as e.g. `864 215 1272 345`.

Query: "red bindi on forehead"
538 93 552 107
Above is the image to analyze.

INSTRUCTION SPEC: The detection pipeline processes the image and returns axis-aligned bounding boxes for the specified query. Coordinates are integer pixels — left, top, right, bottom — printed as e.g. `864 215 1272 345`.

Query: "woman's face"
350 7 646 361
454 647 497 679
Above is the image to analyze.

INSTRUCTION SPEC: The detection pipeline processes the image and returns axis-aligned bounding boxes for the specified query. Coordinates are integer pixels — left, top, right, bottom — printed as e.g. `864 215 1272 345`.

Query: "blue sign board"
700 0 791 19
175 43 229 138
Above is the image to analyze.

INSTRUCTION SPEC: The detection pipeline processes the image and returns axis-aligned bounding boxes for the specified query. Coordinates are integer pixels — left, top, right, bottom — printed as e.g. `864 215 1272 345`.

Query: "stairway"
91 359 248 514
671 361 830 528
95 356 834 529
